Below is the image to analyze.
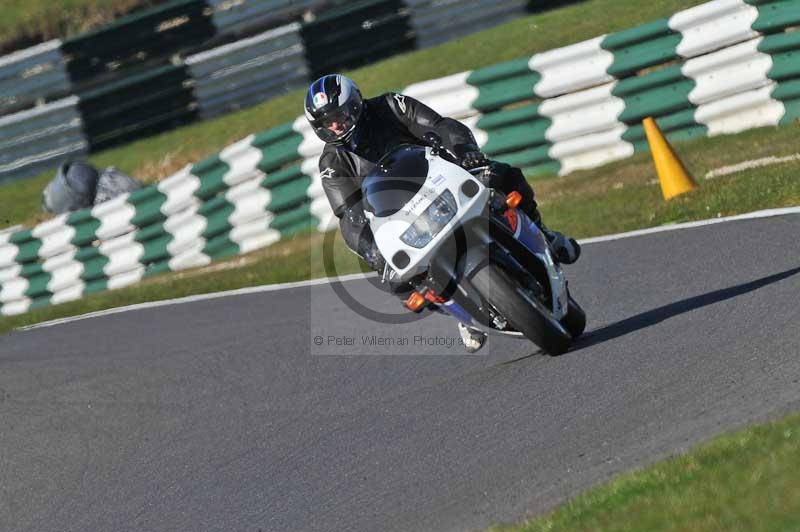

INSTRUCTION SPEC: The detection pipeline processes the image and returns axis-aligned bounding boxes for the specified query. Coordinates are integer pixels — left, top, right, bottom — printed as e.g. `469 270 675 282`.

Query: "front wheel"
470 263 572 356
561 293 586 339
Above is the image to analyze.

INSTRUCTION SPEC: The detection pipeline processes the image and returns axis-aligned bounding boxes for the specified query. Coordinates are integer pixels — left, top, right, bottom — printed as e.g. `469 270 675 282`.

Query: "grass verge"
489 412 800 532
536 124 800 237
0 0 163 53
1 122 799 335
0 0 702 230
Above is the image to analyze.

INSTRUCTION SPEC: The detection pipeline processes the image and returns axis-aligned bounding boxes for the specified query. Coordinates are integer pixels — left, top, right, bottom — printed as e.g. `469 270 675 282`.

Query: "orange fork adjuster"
506 191 523 209
424 291 447 304
405 291 426 311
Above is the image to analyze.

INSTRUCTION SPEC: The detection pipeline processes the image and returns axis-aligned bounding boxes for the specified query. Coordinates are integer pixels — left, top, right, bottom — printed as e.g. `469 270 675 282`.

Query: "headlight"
400 190 457 248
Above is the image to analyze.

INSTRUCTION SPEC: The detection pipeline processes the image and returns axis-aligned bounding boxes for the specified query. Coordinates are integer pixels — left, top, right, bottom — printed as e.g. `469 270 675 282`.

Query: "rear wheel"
471 263 572 355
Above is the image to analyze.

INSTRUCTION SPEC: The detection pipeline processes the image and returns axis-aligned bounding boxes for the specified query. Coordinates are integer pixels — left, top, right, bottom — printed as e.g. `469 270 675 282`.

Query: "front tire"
561 293 586 339
471 263 572 356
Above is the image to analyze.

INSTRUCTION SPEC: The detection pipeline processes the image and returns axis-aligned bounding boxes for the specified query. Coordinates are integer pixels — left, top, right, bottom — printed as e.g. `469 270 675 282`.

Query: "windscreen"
362 146 429 217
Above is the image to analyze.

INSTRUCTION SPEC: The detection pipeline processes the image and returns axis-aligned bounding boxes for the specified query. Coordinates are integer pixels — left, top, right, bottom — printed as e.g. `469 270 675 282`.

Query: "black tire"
561 294 586 339
471 263 572 356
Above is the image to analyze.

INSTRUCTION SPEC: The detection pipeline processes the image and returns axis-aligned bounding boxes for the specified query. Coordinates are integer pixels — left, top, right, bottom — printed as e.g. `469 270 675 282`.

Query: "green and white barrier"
2 0 800 317
479 27 800 175
0 129 321 315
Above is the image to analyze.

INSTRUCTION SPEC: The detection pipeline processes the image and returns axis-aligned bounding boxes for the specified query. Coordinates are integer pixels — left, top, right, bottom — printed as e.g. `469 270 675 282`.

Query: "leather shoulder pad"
383 92 410 118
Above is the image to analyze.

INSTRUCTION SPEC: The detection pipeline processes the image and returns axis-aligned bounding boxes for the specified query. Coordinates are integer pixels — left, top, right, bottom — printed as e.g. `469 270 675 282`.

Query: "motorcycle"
361 134 586 355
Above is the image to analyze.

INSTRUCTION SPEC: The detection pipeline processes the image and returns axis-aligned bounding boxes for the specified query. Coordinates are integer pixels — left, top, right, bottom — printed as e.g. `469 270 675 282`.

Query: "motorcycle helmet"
304 74 364 145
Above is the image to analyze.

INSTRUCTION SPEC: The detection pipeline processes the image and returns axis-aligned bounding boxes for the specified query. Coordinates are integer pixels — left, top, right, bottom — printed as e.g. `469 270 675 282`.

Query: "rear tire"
471 263 572 356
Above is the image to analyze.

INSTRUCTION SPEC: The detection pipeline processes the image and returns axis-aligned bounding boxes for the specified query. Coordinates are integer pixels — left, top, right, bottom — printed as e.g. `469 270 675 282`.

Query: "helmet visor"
312 107 359 143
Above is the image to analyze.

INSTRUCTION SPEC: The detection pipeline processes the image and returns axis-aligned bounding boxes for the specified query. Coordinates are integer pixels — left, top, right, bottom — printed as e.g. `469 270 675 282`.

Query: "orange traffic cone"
643 117 697 200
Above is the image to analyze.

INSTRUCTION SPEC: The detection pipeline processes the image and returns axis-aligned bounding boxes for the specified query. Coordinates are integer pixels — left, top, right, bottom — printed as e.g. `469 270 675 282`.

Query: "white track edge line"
705 154 800 179
579 206 800 244
18 207 800 331
19 272 374 331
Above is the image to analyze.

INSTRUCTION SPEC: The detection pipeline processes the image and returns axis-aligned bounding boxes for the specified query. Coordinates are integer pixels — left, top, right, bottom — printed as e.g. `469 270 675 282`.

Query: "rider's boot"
523 202 581 264
501 170 581 265
458 322 487 353
540 223 581 265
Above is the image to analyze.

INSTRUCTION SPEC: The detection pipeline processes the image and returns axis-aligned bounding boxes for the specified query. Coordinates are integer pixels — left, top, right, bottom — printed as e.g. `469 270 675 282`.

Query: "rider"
305 74 580 352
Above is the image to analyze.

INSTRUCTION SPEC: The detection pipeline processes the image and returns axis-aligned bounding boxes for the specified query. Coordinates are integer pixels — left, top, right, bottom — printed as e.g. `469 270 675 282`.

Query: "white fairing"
368 148 568 320
368 151 488 282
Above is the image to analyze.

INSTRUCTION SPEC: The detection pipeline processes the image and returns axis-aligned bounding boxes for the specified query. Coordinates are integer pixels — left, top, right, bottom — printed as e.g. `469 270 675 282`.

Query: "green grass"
0 0 701 230
535 124 800 238
0 0 162 53
2 121 799 335
489 412 800 532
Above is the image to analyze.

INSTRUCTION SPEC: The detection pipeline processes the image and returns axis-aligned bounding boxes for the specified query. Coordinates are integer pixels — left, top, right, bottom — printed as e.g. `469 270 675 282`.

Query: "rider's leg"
339 208 386 272
490 163 581 264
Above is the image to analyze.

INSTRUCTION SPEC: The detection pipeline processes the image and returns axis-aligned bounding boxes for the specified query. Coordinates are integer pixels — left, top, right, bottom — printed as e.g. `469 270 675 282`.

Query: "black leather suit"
319 92 538 272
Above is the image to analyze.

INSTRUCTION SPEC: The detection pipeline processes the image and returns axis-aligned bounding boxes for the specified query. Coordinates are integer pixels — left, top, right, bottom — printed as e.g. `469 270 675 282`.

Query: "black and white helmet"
304 74 364 145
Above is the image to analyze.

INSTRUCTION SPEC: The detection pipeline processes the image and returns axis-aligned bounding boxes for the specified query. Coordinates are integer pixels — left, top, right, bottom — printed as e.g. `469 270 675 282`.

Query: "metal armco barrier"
0 0 217 182
300 0 415 79
186 23 309 119
405 0 529 48
3 0 800 317
0 97 88 184
0 0 555 182
61 0 215 84
208 0 322 37
0 40 71 116
63 0 215 151
78 64 197 151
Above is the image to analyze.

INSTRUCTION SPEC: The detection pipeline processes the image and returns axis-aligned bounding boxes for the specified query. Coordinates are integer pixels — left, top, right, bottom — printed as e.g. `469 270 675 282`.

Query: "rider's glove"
477 160 509 189
460 150 489 170
540 226 582 265
357 236 386 273
343 206 368 227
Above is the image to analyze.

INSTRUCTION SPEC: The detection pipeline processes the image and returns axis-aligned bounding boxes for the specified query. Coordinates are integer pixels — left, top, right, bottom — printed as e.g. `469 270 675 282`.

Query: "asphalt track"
1 213 799 532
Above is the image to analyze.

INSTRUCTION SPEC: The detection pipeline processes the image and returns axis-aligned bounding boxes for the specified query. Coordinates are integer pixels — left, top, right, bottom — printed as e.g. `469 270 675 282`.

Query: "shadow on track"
573 265 800 351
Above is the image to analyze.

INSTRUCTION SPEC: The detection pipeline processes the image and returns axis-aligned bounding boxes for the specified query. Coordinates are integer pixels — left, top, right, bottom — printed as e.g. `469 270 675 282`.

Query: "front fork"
407 203 569 329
